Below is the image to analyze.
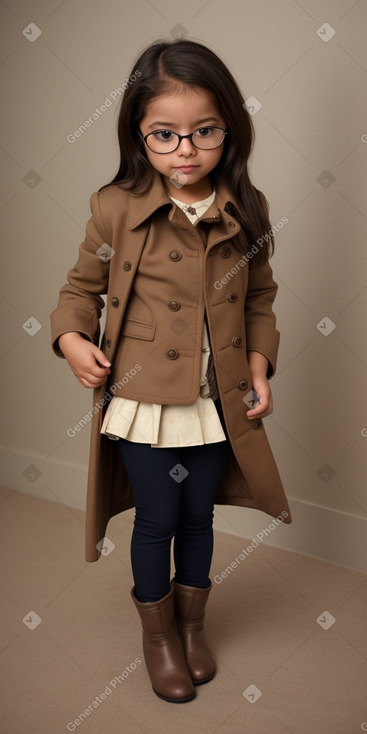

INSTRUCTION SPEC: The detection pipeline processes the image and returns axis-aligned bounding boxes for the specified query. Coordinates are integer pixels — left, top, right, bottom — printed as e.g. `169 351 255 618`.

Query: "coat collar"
126 169 238 230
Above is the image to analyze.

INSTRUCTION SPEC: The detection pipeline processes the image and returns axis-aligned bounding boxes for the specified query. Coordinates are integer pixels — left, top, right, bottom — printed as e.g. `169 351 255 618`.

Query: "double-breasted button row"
123 261 131 271
232 336 242 347
166 348 178 359
168 300 181 311
220 245 231 258
111 297 119 307
169 250 182 261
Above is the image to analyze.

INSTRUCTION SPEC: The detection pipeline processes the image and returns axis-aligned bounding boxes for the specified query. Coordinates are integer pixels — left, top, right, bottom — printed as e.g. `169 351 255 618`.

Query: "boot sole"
192 670 216 686
152 687 196 703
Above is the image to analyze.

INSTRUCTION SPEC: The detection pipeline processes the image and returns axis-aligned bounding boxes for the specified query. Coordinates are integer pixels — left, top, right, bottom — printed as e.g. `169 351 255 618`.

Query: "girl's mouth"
174 165 198 172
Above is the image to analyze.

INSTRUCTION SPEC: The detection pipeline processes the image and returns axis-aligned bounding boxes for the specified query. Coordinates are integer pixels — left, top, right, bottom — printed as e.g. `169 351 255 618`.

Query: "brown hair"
100 39 274 266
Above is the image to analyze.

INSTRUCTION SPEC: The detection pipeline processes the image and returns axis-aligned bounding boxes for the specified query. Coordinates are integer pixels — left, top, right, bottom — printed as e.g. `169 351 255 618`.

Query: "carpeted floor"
1 486 366 734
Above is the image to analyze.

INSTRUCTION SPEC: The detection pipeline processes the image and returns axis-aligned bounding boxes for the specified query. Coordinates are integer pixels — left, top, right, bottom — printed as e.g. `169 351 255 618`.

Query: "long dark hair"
100 39 274 265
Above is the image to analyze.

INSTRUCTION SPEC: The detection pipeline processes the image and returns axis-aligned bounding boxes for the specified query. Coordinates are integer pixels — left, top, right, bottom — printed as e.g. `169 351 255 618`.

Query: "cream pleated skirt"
100 394 226 447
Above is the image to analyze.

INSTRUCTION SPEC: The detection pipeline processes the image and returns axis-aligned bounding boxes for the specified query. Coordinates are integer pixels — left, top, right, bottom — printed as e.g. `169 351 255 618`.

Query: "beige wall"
1 0 366 570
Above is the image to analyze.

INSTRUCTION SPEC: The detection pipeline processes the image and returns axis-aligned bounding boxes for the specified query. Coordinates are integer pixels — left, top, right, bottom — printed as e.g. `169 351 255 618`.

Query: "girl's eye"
196 127 214 137
153 130 175 142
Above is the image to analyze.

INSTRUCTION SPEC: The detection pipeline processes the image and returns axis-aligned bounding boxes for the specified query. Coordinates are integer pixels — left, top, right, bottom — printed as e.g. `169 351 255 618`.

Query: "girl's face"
139 85 226 200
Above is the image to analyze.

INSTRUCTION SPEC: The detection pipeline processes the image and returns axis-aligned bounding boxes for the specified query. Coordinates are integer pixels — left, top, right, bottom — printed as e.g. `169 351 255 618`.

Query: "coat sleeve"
245 190 280 379
50 192 110 358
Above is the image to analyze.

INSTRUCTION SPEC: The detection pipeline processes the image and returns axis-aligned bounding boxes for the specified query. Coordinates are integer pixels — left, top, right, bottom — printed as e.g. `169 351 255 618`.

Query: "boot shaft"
173 580 212 622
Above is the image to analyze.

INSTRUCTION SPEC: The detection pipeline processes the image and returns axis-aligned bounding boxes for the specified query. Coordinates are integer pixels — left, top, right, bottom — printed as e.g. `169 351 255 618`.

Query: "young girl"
51 38 292 704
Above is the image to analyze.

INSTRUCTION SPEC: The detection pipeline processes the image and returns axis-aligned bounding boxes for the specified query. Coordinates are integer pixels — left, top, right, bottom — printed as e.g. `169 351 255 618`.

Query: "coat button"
169 250 182 261
166 348 178 359
111 297 119 307
106 339 112 348
226 292 238 303
168 300 181 311
228 221 236 228
237 378 248 390
123 261 132 271
220 245 231 258
251 419 263 430
232 336 242 347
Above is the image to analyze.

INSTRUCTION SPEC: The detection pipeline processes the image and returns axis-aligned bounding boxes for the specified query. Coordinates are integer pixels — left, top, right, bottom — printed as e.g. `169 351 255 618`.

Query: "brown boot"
172 580 216 685
131 586 196 703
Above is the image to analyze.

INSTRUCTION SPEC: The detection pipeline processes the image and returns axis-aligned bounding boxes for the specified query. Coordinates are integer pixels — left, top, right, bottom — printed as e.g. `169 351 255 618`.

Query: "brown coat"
50 171 292 562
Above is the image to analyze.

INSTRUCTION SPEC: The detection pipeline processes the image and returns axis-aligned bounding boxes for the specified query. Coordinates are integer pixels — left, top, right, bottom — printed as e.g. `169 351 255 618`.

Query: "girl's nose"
177 137 197 156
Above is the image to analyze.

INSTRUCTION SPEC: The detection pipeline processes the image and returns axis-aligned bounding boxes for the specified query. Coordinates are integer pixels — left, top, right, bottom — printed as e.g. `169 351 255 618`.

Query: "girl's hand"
246 374 273 419
58 332 111 388
246 350 273 420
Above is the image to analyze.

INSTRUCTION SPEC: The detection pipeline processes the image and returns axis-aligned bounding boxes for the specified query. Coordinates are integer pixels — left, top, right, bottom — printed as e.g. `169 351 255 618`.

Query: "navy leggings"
118 399 230 602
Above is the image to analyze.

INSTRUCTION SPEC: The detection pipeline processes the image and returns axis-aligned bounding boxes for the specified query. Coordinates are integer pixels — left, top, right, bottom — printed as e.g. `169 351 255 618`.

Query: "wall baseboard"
213 502 367 574
0 446 88 512
1 446 366 573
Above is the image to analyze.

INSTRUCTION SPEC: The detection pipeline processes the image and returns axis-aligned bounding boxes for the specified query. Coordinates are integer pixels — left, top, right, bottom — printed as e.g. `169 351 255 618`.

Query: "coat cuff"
246 322 280 379
50 309 100 358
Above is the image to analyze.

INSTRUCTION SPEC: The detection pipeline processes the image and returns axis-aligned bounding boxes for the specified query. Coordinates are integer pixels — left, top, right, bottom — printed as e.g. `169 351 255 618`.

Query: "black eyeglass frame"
139 127 228 154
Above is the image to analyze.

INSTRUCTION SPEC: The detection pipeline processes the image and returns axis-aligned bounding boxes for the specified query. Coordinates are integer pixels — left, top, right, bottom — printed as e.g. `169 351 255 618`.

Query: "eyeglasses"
140 126 227 154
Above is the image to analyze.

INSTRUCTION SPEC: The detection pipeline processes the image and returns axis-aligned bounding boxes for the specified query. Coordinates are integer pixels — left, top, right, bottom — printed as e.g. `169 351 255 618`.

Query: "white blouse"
100 190 226 448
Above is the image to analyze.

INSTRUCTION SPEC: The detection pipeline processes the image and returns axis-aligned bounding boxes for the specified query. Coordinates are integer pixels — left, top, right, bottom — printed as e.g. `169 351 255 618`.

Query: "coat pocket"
120 317 156 341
